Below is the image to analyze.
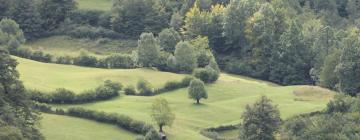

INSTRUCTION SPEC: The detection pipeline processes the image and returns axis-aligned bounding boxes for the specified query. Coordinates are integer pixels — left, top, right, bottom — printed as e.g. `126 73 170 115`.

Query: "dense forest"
0 0 360 140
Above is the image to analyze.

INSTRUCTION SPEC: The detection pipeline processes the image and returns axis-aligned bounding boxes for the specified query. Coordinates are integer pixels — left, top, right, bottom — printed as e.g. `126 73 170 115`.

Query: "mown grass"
76 0 112 11
15 56 186 92
25 36 137 58
17 57 335 140
40 113 135 140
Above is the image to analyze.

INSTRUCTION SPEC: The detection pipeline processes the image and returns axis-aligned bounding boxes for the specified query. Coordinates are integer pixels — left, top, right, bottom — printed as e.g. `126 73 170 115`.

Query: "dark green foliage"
73 52 98 67
100 54 135 69
337 32 360 96
0 49 44 140
55 56 73 64
281 94 360 140
240 96 281 140
319 50 341 89
30 51 52 63
0 19 25 50
124 85 136 95
112 0 170 37
158 28 181 53
137 79 155 96
269 21 312 85
7 0 43 39
144 129 162 140
68 10 105 27
38 0 77 31
193 67 219 83
29 80 122 104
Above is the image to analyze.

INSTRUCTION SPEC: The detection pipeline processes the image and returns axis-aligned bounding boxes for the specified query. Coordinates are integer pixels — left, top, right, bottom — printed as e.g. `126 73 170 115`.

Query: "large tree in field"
240 96 281 140
151 98 175 132
337 30 360 96
188 79 208 104
137 32 161 67
38 0 77 30
174 41 197 73
0 49 43 140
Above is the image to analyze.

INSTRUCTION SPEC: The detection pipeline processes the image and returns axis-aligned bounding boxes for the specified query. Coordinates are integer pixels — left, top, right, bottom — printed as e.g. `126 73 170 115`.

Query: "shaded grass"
15 56 186 92
25 36 137 58
40 113 135 140
76 0 112 11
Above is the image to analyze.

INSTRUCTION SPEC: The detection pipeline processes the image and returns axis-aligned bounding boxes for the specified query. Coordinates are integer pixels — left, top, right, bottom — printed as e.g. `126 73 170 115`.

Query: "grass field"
76 0 112 11
40 113 135 140
25 36 137 58
15 56 186 92
16 57 336 140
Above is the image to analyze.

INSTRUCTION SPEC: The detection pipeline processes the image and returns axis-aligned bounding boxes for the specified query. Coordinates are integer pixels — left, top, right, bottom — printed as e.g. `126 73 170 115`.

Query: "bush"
69 25 120 39
124 85 136 95
137 79 154 96
30 51 52 63
104 54 135 69
193 67 219 83
181 76 195 87
68 10 104 26
55 56 73 64
73 53 98 67
29 80 122 104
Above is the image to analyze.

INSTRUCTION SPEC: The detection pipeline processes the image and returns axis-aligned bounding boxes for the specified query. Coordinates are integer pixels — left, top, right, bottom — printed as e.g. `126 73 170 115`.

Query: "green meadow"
76 0 112 11
16 57 335 140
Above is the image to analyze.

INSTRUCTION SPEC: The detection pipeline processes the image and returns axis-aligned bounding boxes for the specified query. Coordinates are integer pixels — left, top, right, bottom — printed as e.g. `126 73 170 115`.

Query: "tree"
0 49 43 140
151 98 175 132
347 0 360 20
174 41 197 72
337 30 360 96
188 79 208 104
240 96 281 140
112 0 170 37
145 129 162 140
137 32 161 67
319 50 341 89
137 79 154 96
38 0 77 30
8 0 43 39
158 28 181 53
0 0 11 19
269 20 313 85
0 19 25 51
170 12 183 31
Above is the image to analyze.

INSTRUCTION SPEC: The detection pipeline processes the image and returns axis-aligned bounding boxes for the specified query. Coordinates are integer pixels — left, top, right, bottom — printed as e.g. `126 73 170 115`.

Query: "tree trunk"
197 99 200 104
159 125 163 132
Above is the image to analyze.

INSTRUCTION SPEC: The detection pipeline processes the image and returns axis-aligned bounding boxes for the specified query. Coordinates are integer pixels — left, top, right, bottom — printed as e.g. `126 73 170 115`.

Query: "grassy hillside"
25 36 136 58
16 57 335 139
54 74 334 140
40 113 135 140
76 0 112 11
15 56 186 92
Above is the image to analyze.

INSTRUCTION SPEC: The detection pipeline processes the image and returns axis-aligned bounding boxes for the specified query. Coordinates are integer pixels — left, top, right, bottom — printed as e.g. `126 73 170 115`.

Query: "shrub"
163 81 183 91
137 79 154 96
124 85 136 95
73 52 98 67
29 80 122 104
181 76 195 87
68 10 104 26
30 51 52 63
55 56 73 64
105 54 135 69
193 67 219 83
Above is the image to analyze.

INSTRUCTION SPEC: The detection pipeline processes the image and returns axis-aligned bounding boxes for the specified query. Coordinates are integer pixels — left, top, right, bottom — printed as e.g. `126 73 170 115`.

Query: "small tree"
188 79 208 104
137 32 161 67
240 96 281 140
158 28 181 53
174 41 197 73
151 98 175 132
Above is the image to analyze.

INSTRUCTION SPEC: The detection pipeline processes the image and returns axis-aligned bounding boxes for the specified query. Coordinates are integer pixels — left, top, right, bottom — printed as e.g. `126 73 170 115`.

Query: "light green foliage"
137 33 161 67
0 19 25 50
174 41 197 72
151 98 175 132
240 96 281 140
170 12 184 31
158 28 181 53
188 78 208 104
